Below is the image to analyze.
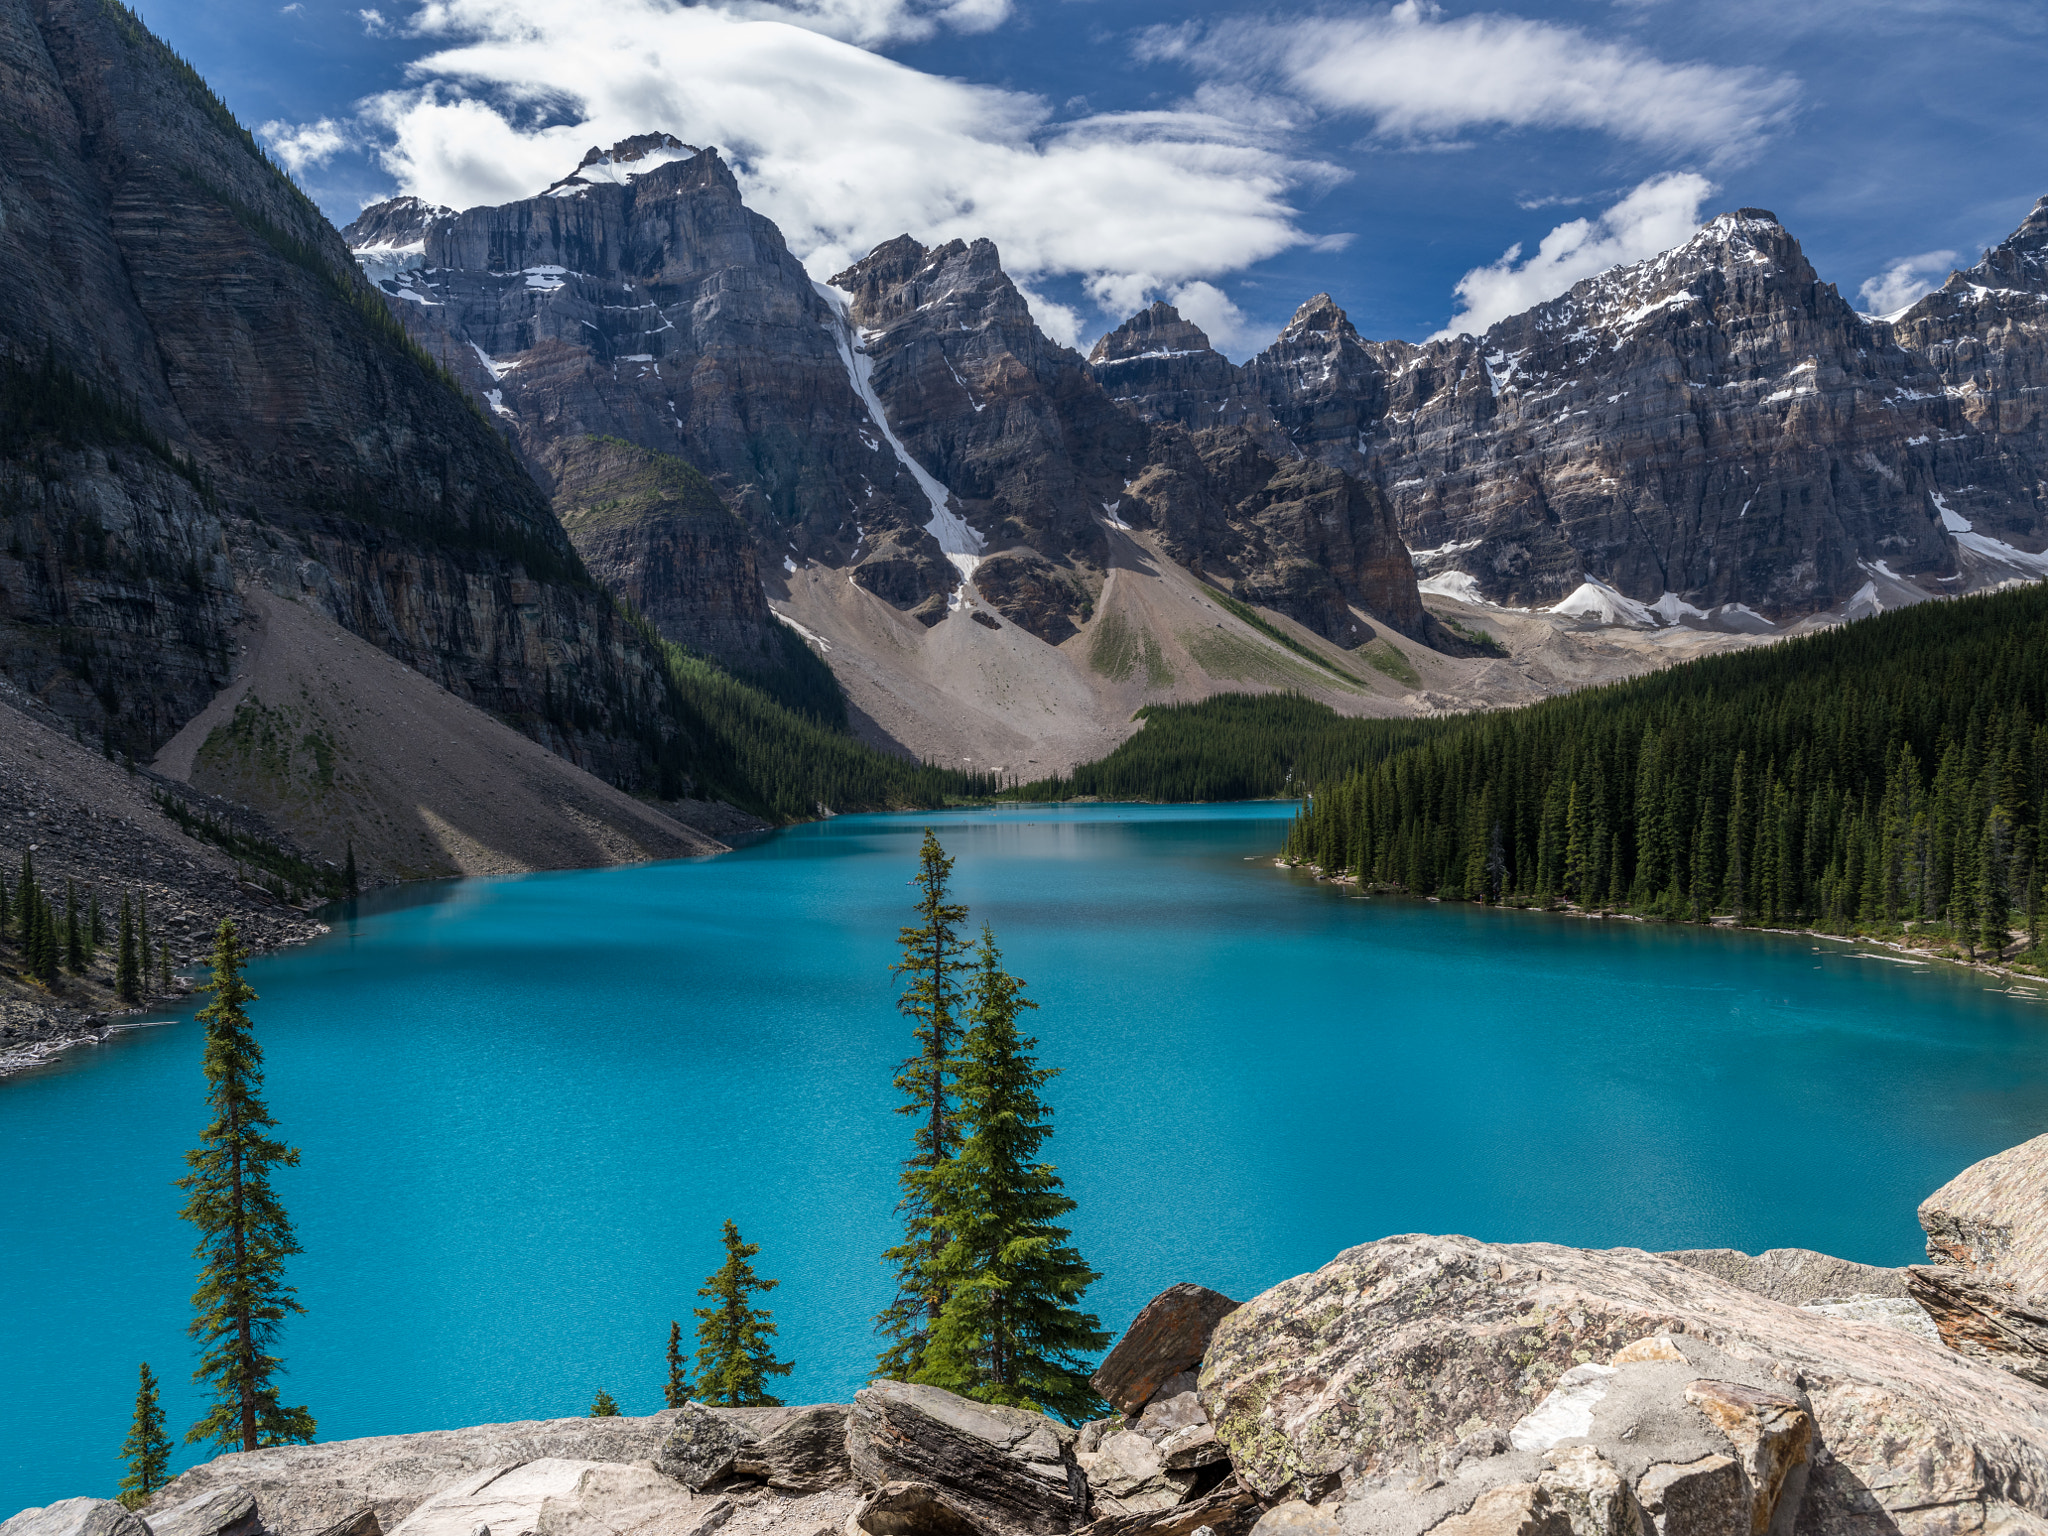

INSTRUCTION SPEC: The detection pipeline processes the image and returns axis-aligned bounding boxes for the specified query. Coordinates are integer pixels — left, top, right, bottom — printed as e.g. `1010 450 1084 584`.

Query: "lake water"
5 802 2048 1514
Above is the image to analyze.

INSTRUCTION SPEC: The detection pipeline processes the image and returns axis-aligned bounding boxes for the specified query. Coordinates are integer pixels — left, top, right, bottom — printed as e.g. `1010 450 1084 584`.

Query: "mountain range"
343 134 2048 766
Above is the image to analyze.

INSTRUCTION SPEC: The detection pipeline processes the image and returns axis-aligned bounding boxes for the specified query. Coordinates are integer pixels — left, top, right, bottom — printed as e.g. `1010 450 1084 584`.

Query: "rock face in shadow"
1908 1130 2048 1385
1091 203 2048 622
1093 1285 1241 1416
1197 1233 2048 1536
0 0 677 787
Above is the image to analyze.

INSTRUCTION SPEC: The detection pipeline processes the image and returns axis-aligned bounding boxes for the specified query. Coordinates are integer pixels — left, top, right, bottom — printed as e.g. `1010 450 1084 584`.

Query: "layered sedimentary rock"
0 0 676 786
348 160 1432 653
1091 202 2048 622
1908 1129 2048 1385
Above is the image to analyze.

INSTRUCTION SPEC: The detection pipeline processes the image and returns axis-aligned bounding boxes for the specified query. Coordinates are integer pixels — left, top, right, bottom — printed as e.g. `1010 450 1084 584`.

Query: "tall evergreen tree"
117 1362 173 1510
65 879 86 974
178 918 316 1453
117 894 141 1003
160 940 174 993
88 887 103 962
664 1320 693 1408
138 892 152 989
914 928 1108 1423
694 1219 791 1407
343 842 359 899
875 831 971 1379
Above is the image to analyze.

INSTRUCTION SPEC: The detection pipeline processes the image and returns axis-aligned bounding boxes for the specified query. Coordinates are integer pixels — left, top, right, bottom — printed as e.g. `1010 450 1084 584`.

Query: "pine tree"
29 881 59 987
178 918 316 1453
589 1390 620 1417
664 1320 692 1408
117 1361 173 1510
0 862 10 939
138 891 152 990
117 894 141 1003
914 928 1108 1423
88 887 103 961
343 842 358 898
875 830 971 1379
694 1219 792 1407
65 879 85 974
160 940 174 993
15 848 33 943
1979 806 2014 957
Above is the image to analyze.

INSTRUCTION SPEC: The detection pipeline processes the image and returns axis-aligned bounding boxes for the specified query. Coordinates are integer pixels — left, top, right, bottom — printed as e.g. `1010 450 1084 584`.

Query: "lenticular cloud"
358 0 1328 345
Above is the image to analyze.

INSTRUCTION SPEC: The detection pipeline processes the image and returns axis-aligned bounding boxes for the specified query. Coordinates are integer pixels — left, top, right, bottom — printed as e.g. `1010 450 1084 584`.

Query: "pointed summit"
543 132 700 197
1089 302 1215 364
1275 293 1360 346
1944 192 2048 297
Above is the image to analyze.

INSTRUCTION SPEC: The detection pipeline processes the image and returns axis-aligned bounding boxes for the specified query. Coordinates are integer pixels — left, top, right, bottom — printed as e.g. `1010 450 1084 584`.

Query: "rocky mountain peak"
1275 292 1360 346
1088 302 1215 364
544 131 700 196
340 195 457 251
1942 192 2048 297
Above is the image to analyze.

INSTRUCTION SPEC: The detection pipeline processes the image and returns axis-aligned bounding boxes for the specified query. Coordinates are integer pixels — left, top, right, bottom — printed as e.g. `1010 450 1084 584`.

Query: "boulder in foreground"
1092 1286 1240 1417
1909 1129 2048 1386
846 1381 1086 1536
1197 1233 2048 1535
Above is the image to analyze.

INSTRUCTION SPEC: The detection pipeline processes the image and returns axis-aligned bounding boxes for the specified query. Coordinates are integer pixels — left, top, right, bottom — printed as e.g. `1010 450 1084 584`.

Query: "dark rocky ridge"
348 153 1434 652
1091 204 2048 619
0 0 680 787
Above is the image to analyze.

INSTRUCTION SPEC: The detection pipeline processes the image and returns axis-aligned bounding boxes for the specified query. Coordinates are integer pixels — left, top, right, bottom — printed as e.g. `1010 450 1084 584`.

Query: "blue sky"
138 0 2047 356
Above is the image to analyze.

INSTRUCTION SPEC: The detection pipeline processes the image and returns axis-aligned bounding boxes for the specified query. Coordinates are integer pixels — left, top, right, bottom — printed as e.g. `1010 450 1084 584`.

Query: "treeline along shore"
1281 583 2048 964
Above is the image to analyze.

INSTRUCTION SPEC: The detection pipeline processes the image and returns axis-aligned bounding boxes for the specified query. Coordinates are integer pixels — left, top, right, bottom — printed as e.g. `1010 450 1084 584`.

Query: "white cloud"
358 7 391 35
1167 280 1260 358
1435 171 1714 338
1857 249 1956 317
1142 1 1798 165
261 117 351 173
363 0 1332 321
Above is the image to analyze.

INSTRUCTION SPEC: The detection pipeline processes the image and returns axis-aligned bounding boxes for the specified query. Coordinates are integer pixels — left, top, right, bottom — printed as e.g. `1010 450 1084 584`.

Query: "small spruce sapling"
588 1390 620 1418
664 1321 692 1408
117 1362 173 1510
694 1220 792 1407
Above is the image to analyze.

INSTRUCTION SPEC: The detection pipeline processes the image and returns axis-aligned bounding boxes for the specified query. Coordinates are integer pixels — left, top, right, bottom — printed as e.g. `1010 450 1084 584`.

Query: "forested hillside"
1284 586 2048 953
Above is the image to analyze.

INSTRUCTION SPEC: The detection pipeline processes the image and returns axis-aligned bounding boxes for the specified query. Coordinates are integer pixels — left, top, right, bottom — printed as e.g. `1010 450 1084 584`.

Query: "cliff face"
1093 204 2048 620
351 167 1433 653
0 0 676 785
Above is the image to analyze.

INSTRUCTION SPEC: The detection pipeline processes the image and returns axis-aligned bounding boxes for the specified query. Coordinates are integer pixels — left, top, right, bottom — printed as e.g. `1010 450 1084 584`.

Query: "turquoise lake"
6 801 2048 1514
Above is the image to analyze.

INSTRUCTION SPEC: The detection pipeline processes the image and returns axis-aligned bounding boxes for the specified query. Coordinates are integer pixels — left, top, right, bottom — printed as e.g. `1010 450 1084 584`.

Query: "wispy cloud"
1435 171 1715 338
260 117 351 173
1856 249 1956 317
1141 1 1798 165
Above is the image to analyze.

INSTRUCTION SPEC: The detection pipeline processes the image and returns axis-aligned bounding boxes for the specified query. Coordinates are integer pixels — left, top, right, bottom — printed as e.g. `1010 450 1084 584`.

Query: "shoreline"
1281 857 2048 993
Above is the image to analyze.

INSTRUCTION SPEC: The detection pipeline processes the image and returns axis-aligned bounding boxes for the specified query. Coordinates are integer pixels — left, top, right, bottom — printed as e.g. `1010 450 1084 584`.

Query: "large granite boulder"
845 1382 1086 1536
658 1404 850 1493
1094 1286 1240 1417
0 1502 149 1536
1908 1130 2048 1385
140 1415 679 1536
140 1488 262 1536
1197 1234 2048 1536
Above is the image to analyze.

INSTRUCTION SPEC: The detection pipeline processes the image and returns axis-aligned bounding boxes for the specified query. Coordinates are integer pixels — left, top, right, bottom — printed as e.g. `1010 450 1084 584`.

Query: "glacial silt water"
5 803 2047 1513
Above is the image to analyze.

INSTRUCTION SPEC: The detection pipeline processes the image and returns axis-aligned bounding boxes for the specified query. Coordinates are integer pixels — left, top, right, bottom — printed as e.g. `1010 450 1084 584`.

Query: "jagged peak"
342 195 457 253
1276 293 1359 346
542 132 700 197
1940 191 2048 299
1089 301 1215 365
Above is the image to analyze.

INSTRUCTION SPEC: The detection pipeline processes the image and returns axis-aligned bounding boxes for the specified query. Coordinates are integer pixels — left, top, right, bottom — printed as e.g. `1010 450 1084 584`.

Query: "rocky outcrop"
544 435 778 671
1197 1233 2048 1535
845 1382 1086 1536
659 1405 851 1494
1908 1130 2048 1385
0 0 682 792
1092 1286 1240 1416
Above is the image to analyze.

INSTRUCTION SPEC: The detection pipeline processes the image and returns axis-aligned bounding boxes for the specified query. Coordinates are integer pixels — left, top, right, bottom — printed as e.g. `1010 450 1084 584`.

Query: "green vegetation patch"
1362 640 1420 688
1002 692 1444 803
1182 626 1326 692
554 437 730 532
1142 631 1174 690
1088 611 1138 681
1202 582 1359 685
1439 616 1509 656
152 789 346 903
